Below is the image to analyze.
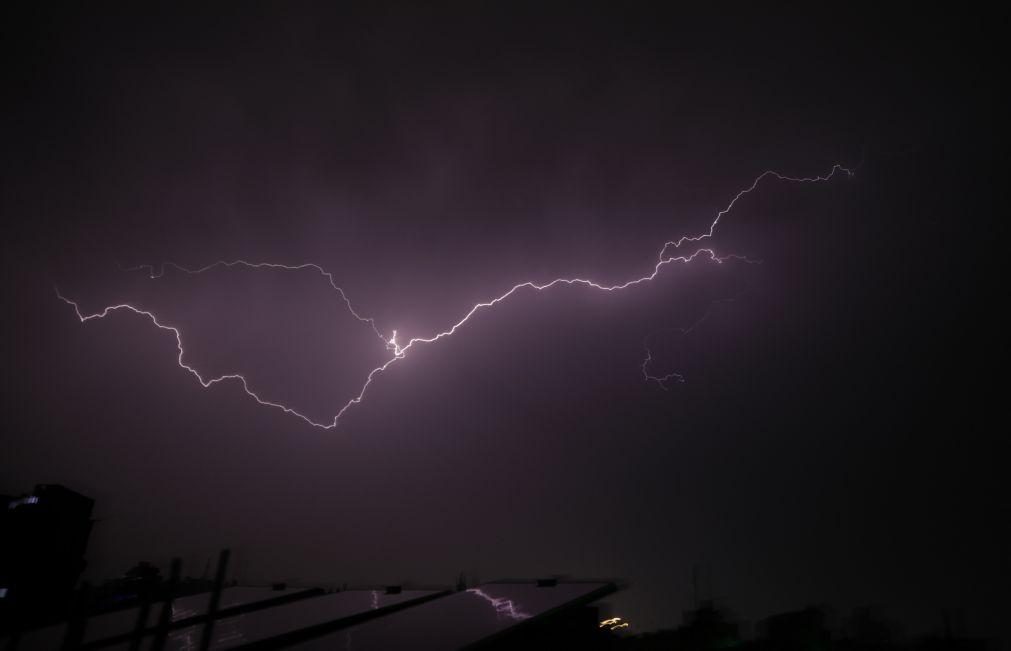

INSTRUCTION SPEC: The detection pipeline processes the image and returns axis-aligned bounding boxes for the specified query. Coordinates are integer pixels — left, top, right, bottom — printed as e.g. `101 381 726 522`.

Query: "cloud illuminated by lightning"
56 164 853 429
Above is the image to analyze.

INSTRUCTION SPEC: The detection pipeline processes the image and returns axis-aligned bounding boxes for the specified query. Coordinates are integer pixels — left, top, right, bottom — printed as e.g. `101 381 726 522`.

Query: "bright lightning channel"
56 165 853 430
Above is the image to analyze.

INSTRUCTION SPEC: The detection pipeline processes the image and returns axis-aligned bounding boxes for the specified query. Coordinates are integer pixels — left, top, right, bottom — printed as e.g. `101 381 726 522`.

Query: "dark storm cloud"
2 2 1005 641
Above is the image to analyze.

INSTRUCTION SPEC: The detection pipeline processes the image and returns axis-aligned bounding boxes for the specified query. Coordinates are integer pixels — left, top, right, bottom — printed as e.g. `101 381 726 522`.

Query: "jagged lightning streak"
55 290 346 429
57 164 853 429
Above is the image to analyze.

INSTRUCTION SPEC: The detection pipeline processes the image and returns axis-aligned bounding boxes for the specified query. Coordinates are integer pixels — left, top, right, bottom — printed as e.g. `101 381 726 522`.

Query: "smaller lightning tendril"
641 297 739 390
57 164 853 429
123 260 389 345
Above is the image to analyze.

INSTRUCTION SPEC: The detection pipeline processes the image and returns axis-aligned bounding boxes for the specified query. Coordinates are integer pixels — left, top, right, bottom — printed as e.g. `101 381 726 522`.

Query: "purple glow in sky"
5 3 1004 642
56 165 852 430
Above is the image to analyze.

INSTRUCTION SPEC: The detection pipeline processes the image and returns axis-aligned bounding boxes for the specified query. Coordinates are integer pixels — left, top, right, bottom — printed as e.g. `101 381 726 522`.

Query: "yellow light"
599 616 630 630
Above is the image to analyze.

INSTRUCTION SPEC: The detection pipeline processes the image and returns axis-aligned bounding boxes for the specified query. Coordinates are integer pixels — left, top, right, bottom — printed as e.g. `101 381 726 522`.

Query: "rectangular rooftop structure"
87 586 312 642
4 586 317 650
158 589 444 650
4 581 618 650
289 581 616 651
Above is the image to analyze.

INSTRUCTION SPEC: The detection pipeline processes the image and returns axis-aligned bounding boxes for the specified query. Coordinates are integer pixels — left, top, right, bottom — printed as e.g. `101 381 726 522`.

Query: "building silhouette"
0 484 94 626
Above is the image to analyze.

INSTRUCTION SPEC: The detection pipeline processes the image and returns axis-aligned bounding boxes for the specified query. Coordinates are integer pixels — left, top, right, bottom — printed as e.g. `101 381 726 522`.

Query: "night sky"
3 3 1006 641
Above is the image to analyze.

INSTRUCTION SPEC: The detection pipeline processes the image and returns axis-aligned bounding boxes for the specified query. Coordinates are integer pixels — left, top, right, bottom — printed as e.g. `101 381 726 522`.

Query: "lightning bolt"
57 164 853 430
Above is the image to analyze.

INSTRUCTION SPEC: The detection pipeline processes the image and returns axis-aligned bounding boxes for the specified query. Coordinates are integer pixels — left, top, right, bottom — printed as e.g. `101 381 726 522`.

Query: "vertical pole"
151 558 181 651
129 584 153 651
199 549 229 651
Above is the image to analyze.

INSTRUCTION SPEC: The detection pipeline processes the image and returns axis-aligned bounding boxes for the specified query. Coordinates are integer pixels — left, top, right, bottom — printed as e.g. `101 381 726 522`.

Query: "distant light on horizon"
600 616 630 631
